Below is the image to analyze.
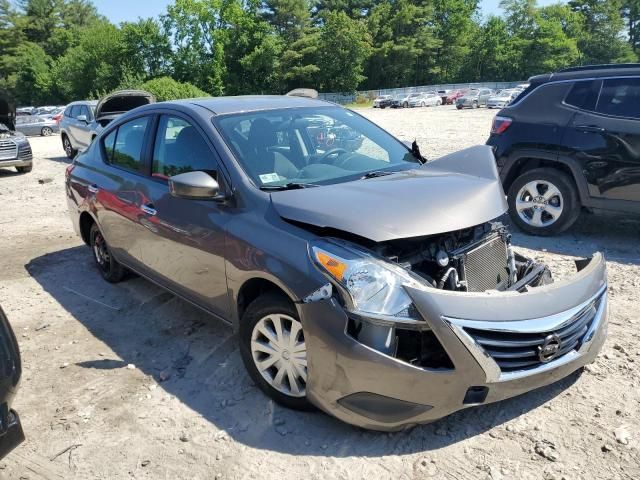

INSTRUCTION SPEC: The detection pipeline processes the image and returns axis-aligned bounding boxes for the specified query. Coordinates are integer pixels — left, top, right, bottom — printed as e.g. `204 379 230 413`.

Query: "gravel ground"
0 105 638 479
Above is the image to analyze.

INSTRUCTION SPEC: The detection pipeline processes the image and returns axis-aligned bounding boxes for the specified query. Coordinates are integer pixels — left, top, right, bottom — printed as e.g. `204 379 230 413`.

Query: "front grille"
0 139 17 160
464 297 601 372
18 144 32 160
460 236 509 292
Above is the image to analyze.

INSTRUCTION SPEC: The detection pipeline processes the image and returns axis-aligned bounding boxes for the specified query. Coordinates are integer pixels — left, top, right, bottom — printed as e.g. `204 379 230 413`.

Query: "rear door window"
564 80 601 111
102 117 149 173
152 115 216 180
596 78 640 119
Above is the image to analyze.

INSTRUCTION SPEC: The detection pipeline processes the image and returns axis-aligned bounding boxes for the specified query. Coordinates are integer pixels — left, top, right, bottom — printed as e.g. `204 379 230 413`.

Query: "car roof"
529 63 640 85
164 95 336 115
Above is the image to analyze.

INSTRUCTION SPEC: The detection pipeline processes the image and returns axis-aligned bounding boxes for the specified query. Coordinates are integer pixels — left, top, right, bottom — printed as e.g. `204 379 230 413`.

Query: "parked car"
0 306 25 459
15 115 59 136
486 89 519 109
408 92 442 107
60 91 155 159
392 93 422 108
0 92 33 173
456 88 494 109
373 95 393 108
59 100 98 158
444 89 466 105
488 63 640 235
66 95 607 431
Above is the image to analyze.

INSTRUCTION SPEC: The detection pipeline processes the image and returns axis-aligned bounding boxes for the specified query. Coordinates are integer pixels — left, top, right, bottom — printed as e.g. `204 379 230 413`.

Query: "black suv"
487 64 640 235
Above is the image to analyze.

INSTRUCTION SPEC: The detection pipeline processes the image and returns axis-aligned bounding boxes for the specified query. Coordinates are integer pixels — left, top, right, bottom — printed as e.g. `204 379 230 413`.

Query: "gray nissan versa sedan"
66 95 608 431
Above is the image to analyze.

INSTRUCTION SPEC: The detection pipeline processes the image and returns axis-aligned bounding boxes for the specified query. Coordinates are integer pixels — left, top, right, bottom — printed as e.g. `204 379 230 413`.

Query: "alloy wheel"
64 138 72 157
42 127 53 136
515 180 564 228
92 232 111 272
250 313 307 398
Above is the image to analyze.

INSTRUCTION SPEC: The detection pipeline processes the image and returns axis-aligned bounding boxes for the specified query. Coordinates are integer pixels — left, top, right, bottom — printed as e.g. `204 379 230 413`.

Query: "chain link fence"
319 81 526 104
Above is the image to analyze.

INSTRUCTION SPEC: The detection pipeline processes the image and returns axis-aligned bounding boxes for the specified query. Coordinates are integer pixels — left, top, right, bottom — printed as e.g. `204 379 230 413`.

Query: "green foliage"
139 76 209 101
1 0 639 105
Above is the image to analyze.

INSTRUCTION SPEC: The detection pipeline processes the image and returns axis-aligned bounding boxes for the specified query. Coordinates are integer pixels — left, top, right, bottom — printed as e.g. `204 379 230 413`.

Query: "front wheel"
507 168 581 236
436 100 442 106
239 294 313 411
16 165 32 173
456 104 463 110
472 101 479 109
89 223 126 282
403 102 408 108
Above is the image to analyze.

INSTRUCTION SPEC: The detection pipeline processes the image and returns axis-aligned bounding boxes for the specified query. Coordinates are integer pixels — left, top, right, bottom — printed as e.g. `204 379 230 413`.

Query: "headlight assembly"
309 240 426 322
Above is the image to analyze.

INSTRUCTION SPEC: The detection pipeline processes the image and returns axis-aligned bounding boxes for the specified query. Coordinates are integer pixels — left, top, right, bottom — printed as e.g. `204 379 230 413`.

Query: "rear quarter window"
564 80 601 111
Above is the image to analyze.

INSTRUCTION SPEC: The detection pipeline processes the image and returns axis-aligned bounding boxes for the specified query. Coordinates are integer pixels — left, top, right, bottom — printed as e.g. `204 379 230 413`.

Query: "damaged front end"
301 222 607 430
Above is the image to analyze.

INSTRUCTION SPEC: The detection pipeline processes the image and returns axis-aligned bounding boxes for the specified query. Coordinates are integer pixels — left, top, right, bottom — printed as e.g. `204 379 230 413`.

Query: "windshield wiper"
260 182 318 191
360 171 394 179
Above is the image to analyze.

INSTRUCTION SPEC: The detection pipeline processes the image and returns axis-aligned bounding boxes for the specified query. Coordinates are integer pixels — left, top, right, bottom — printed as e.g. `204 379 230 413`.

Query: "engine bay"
370 221 552 293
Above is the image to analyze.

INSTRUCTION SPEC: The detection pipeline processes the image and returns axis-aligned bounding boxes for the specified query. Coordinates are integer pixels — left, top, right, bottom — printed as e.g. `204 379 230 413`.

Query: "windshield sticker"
259 173 281 184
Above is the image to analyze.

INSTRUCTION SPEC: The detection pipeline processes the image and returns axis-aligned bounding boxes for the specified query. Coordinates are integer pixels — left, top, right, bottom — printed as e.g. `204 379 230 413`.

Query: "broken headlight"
309 240 425 322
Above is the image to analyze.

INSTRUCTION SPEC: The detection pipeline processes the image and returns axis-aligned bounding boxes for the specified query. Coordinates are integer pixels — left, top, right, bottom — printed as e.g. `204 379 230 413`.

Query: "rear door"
564 77 640 202
74 104 94 151
137 113 231 318
93 115 155 272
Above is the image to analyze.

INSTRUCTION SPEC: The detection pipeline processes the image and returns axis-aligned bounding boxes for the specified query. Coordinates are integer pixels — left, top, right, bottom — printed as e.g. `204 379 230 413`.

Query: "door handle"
87 184 99 194
140 204 157 216
575 125 605 133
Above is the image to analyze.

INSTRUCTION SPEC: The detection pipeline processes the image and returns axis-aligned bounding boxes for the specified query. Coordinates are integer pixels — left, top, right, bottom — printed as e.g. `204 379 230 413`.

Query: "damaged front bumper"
300 253 607 431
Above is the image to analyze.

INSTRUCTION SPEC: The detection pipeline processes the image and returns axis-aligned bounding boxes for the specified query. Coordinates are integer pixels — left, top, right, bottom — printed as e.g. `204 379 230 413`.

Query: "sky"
93 0 565 24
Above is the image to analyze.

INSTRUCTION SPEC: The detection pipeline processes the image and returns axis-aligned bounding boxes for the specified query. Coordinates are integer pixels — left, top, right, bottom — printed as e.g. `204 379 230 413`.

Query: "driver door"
138 114 231 318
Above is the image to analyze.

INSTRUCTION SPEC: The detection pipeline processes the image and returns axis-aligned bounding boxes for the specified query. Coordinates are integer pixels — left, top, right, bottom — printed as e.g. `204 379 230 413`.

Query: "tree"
316 11 370 92
121 18 172 78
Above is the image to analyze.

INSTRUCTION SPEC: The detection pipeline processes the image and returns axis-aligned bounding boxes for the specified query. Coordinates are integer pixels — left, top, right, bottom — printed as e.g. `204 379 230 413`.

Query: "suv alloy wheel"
507 168 580 235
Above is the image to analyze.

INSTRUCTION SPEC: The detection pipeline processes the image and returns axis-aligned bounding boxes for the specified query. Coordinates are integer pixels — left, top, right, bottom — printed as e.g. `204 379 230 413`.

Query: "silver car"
1 93 33 173
487 89 519 109
15 115 59 136
59 100 98 158
66 95 608 431
456 88 494 109
408 92 442 107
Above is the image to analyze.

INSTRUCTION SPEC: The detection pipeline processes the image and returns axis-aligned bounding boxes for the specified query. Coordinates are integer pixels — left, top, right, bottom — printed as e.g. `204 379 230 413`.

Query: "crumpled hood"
271 145 508 242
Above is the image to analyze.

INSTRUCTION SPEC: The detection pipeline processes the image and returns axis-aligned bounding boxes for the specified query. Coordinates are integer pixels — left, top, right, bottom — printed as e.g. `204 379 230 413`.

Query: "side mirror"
169 171 225 201
77 114 87 123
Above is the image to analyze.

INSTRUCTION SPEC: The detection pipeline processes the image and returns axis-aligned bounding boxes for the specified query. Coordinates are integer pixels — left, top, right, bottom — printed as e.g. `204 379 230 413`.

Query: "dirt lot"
0 105 638 479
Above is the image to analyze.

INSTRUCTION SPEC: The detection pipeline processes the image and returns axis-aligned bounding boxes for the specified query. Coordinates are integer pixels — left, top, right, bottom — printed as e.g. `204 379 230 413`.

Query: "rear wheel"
89 223 126 282
239 294 313 411
63 135 77 159
507 168 581 236
41 127 53 136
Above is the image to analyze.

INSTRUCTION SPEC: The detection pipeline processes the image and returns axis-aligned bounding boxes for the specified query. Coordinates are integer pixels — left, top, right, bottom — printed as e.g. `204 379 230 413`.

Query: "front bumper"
301 254 608 431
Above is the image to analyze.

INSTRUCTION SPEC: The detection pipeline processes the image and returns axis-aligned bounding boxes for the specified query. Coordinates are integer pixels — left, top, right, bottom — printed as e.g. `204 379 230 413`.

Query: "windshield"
214 106 419 188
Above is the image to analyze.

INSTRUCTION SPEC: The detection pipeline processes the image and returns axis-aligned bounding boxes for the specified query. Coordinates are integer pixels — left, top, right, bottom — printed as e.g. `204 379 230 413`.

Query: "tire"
472 101 479 109
41 127 53 136
436 100 442 106
62 135 77 159
239 293 313 411
403 102 408 108
456 104 463 110
507 168 581 236
16 165 32 173
420 102 425 107
89 223 126 282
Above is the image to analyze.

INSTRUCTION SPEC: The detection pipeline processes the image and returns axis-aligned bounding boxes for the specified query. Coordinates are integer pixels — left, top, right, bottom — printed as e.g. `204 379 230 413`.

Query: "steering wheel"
316 147 348 165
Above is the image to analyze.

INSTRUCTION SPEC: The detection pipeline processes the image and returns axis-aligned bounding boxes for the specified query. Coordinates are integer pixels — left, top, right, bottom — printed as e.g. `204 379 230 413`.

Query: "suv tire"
16 165 32 174
63 135 77 159
89 223 126 282
239 293 313 411
507 168 580 236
